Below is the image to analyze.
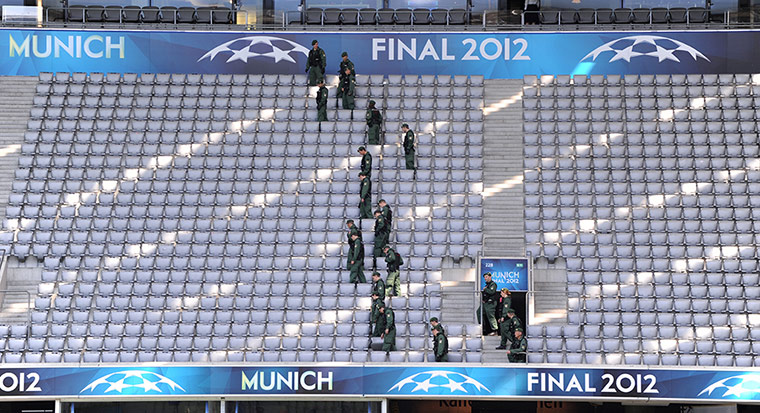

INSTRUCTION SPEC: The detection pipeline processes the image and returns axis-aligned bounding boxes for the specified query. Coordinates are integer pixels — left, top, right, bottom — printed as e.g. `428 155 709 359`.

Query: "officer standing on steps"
346 219 361 269
340 68 356 110
358 146 372 178
348 233 366 284
370 291 386 338
383 245 402 297
316 80 328 122
339 52 355 81
366 100 382 145
497 308 523 350
481 272 499 336
507 328 527 363
378 199 392 228
373 209 389 270
401 123 416 171
381 304 396 352
306 40 326 86
371 271 385 301
359 173 372 219
433 324 448 362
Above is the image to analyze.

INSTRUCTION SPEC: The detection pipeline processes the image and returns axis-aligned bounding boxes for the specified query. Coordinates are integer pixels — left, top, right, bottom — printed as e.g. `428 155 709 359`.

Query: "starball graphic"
388 370 491 394
198 36 310 64
80 370 185 395
581 35 710 63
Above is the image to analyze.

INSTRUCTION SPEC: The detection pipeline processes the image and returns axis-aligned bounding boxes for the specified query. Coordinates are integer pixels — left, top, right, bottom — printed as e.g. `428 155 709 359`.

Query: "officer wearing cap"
429 317 444 335
359 172 372 219
306 40 326 86
348 232 366 284
370 291 386 337
358 146 372 178
366 100 382 145
401 123 415 170
481 272 498 335
507 328 527 363
373 209 389 270
496 308 523 350
380 304 396 352
346 219 362 269
433 324 448 362
339 52 355 81
340 67 356 110
316 80 328 121
371 271 385 301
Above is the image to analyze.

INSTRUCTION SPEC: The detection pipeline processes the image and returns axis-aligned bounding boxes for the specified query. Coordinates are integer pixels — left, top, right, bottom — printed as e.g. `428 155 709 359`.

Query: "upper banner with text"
0 365 759 402
0 28 755 78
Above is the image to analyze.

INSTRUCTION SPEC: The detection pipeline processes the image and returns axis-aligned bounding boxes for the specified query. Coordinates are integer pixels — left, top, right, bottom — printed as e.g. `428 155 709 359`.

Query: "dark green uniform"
347 225 362 269
306 47 326 86
372 278 386 301
384 247 402 297
340 75 356 110
382 308 396 352
371 299 386 337
361 152 372 178
497 297 512 347
434 330 449 362
366 106 382 145
349 237 366 283
373 214 389 262
508 336 528 363
381 204 392 228
316 85 328 121
482 280 498 332
501 315 522 348
339 58 355 82
403 129 415 170
359 177 372 219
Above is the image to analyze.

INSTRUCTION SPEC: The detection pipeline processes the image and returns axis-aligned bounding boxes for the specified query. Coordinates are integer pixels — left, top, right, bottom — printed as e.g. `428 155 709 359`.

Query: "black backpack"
395 251 404 267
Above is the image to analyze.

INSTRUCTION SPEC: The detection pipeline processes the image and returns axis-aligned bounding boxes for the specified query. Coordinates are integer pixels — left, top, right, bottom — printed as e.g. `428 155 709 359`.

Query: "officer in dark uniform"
378 199 392 228
366 100 382 144
370 291 386 337
380 304 396 352
371 271 385 301
306 40 326 86
359 172 372 219
481 272 499 335
348 233 366 284
433 324 448 362
383 245 402 297
373 209 389 270
429 317 445 336
346 219 361 269
340 68 356 110
358 146 372 178
401 123 415 170
497 308 523 350
316 80 328 121
339 51 355 82
507 328 527 363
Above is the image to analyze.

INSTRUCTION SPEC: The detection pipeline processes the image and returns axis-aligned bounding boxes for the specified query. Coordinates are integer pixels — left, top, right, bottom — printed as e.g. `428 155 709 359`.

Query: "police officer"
380 304 396 352
346 219 361 269
370 292 386 337
340 68 356 110
358 146 372 178
495 288 513 349
366 100 382 145
481 272 498 335
359 172 372 219
348 233 366 284
371 271 385 301
306 39 326 86
497 308 523 350
507 328 527 363
383 245 402 297
401 123 415 170
373 210 389 270
433 324 448 362
315 80 328 121
378 199 392 228
429 317 444 335
339 51 355 81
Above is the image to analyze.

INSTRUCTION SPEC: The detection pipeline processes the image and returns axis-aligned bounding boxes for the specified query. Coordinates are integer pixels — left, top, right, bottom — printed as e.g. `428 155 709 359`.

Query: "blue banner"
480 257 529 291
0 28 757 78
1 364 760 402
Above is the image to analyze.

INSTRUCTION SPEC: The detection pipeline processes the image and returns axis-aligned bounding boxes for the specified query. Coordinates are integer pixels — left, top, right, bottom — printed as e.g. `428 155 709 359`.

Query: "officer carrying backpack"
395 251 404 267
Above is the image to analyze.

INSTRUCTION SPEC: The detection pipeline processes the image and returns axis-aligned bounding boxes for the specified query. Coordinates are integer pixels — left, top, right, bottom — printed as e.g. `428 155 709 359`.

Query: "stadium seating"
523 73 760 366
1 72 483 363
528 7 710 25
63 5 235 24
304 7 468 25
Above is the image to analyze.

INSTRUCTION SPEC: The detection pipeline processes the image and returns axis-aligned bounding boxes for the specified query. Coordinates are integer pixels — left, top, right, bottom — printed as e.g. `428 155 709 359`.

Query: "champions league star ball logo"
389 370 491 394
581 35 709 64
198 36 310 64
80 370 185 394
698 375 760 398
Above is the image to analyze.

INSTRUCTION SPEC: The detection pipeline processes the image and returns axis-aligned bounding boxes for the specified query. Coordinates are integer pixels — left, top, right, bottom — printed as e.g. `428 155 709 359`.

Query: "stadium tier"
0 72 484 363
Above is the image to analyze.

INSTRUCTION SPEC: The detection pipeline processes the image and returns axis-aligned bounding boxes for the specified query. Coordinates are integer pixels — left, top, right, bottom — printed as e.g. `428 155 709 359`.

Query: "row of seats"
533 7 710 25
525 74 754 87
64 5 235 24
304 7 467 25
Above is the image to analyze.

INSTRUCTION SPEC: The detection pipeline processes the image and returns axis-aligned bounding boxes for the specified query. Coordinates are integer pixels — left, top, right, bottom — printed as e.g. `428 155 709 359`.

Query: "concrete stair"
0 257 42 325
482 336 509 363
482 79 525 257
0 76 37 226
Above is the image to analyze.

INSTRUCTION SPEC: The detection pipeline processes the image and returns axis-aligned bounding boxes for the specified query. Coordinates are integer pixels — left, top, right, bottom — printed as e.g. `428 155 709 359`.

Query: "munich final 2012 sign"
0 365 760 402
0 28 756 78
479 257 529 291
